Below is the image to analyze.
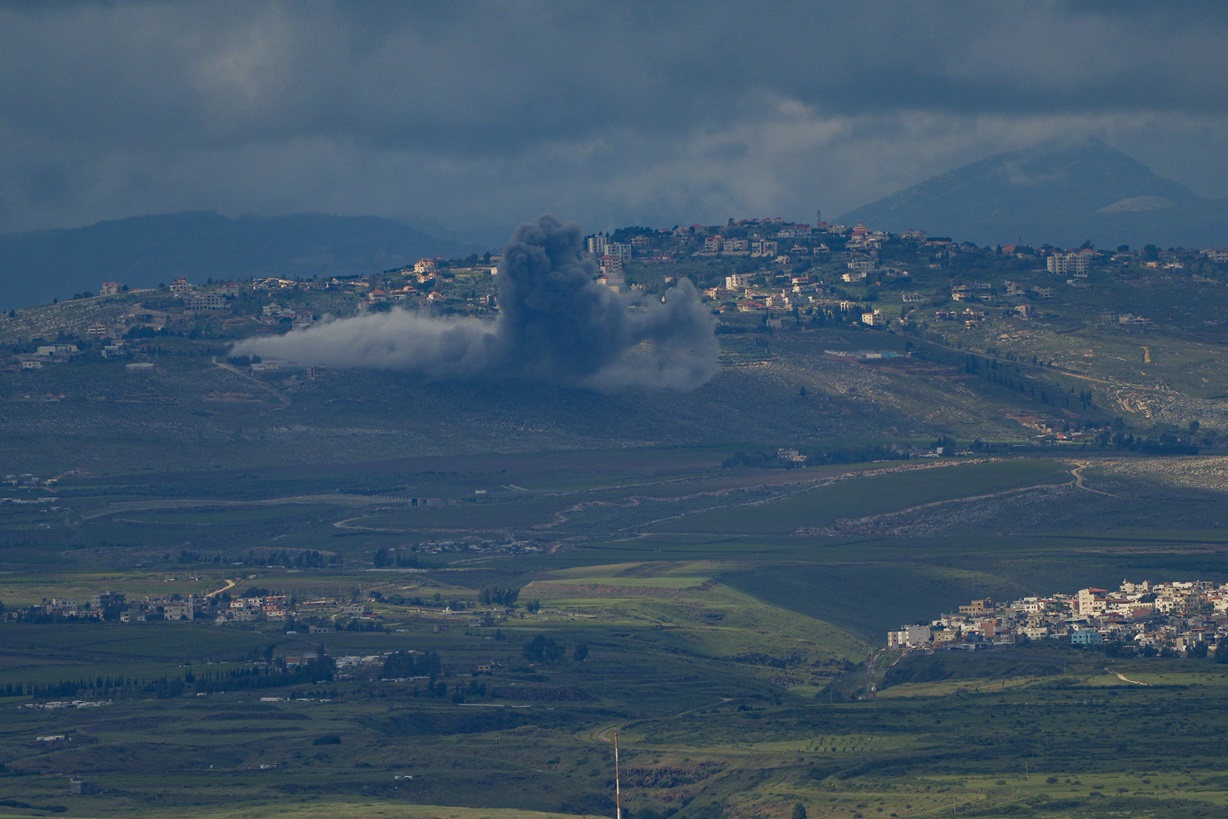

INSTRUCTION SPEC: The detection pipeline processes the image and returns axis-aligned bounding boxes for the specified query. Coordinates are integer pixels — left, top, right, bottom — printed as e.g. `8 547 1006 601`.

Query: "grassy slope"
6 454 1228 816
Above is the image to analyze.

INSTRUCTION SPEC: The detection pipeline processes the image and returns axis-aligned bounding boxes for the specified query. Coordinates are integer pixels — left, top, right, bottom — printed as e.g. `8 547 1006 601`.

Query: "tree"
382 650 440 678
792 803 808 819
480 585 520 607
522 635 565 663
573 643 589 662
1214 642 1228 664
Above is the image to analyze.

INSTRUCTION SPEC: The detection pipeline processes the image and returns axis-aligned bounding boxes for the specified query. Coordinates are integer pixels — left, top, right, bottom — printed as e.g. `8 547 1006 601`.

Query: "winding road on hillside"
205 578 237 598
1070 462 1116 496
596 697 735 744
1105 667 1148 686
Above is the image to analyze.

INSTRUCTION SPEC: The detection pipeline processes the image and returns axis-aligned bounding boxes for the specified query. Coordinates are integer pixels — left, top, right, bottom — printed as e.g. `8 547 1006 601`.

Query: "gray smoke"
233 215 719 391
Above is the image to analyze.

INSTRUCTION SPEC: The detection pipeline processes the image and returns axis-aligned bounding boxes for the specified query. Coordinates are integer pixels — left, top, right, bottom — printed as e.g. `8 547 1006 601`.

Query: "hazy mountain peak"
840 140 1221 248
0 211 475 310
1097 196 1178 214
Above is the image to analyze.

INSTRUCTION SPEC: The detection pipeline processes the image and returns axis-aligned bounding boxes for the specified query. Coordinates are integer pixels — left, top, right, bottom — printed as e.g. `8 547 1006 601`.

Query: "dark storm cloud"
1 1 1227 235
233 216 719 391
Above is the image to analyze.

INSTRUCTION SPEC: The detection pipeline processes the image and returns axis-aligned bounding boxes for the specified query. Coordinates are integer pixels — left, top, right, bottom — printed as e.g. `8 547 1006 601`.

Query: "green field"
3 449 1228 817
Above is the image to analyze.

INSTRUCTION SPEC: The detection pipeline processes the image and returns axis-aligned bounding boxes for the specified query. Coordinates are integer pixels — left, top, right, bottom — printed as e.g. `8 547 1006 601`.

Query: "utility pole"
614 732 622 819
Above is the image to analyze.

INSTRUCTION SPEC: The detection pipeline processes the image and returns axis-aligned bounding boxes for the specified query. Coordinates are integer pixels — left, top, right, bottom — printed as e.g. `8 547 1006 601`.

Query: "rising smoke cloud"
232 215 719 391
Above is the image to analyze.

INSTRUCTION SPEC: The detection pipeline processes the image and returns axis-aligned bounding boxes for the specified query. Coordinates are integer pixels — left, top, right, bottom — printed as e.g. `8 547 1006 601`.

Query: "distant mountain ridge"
839 139 1228 248
0 211 474 310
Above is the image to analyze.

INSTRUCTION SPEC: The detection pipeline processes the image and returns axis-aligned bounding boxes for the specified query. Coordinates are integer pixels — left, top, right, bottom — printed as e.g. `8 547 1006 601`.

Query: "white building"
887 624 931 648
1047 253 1090 276
587 235 610 256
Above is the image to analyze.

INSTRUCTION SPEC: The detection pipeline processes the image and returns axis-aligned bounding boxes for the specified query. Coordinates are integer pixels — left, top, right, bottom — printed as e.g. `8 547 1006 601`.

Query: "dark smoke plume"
233 215 719 390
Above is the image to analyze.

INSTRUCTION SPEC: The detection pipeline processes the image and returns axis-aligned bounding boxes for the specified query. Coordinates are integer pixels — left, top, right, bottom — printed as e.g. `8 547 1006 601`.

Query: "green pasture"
986 308 1228 400
323 461 878 538
0 571 228 608
344 496 567 532
650 459 1072 536
1 645 1226 819
524 561 869 673
468 445 730 492
5 453 1228 815
84 504 329 527
533 560 721 588
0 622 282 689
724 560 1028 641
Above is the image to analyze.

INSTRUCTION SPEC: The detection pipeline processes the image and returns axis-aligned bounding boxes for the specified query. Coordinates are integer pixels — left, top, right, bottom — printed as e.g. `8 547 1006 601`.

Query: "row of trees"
480 585 520 607
522 635 588 664
723 445 910 469
381 650 442 679
372 547 422 568
243 549 342 569
0 653 339 701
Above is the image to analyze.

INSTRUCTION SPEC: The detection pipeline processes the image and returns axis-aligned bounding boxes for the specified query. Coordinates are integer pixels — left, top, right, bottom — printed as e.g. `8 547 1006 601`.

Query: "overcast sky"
2 0 1227 244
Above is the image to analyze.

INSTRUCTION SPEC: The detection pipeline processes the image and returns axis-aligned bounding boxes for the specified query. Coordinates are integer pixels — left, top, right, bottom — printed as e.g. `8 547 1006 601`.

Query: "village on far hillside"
9 216 1228 372
889 579 1228 659
13 587 378 631
6 215 1228 445
9 217 1228 356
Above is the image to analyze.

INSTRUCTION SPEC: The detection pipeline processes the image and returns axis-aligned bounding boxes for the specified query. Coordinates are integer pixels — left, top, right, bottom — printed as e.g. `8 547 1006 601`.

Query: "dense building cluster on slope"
7 215 1228 373
889 579 1228 655
7 217 1228 449
11 590 378 631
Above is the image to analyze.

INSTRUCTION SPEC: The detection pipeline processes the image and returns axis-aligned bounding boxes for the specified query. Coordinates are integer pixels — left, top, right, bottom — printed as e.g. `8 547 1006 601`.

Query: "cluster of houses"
10 218 1228 377
660 221 1085 328
668 221 1228 331
12 590 377 630
888 579 1228 655
20 591 197 623
22 699 111 712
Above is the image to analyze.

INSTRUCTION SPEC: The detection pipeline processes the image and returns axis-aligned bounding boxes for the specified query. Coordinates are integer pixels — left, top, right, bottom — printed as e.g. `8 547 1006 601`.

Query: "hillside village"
5 216 1228 445
889 579 1228 658
9 578 532 636
6 217 1228 370
11 588 381 632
